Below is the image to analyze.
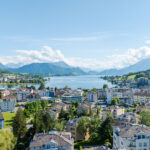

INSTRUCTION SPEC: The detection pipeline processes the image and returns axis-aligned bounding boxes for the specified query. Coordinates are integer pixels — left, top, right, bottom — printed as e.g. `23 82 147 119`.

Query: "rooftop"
30 131 73 148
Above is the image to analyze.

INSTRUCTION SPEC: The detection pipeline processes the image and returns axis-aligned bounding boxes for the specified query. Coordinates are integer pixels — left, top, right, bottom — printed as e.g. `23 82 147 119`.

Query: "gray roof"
0 113 4 120
116 124 150 138
30 131 73 148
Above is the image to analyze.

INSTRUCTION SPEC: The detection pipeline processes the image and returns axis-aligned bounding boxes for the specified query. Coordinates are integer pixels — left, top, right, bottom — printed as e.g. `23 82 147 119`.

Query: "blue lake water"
45 75 114 89
0 75 114 89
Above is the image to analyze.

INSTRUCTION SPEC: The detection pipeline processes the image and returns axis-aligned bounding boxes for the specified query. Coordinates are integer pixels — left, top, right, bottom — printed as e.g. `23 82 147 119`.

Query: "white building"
0 95 16 112
29 131 74 150
113 124 150 150
107 92 122 104
87 92 97 102
40 89 55 97
17 90 30 102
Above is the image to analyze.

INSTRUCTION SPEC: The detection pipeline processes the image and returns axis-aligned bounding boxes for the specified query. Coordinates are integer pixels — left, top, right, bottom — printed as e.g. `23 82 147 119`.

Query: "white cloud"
0 46 67 67
146 40 150 44
1 45 150 71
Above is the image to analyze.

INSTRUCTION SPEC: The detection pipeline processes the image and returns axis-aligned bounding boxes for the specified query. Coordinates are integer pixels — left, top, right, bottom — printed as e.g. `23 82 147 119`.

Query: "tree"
40 100 48 110
98 114 114 147
92 88 97 92
38 82 45 90
8 84 14 88
0 93 2 99
140 109 150 126
77 117 90 140
33 110 54 133
110 97 119 105
31 85 36 90
103 84 108 89
0 129 16 150
89 118 102 136
64 85 69 89
43 111 54 132
13 108 27 139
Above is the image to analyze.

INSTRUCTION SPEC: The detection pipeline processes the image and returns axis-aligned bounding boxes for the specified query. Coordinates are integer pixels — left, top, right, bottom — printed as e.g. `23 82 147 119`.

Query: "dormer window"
138 135 141 139
142 135 145 139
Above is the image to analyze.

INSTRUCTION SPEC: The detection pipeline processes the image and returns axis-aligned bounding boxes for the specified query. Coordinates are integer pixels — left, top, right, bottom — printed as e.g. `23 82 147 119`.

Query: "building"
0 95 16 112
40 89 55 98
0 113 4 129
113 124 150 150
62 94 83 102
0 89 10 97
117 112 140 127
49 103 69 119
66 118 90 141
97 88 108 100
109 106 125 119
29 131 74 150
17 90 30 102
83 146 110 150
27 92 41 103
106 92 122 104
87 92 97 102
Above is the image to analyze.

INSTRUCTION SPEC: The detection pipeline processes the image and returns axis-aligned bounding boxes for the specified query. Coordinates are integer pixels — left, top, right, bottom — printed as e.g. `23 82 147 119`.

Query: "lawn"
2 112 16 128
127 75 136 80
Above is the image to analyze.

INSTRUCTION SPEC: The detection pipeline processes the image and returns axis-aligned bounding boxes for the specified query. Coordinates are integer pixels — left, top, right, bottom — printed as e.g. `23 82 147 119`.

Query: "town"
1 76 150 150
0 0 149 150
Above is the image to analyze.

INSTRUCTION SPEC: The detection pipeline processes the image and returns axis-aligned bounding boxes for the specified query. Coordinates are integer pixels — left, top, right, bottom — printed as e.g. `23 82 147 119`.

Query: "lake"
0 75 114 89
45 75 114 89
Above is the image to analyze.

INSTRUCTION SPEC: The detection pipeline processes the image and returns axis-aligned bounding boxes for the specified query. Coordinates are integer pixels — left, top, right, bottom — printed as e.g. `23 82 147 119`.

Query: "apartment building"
66 118 90 142
0 95 16 112
17 90 30 102
109 106 125 119
87 92 97 102
29 131 74 150
113 124 150 150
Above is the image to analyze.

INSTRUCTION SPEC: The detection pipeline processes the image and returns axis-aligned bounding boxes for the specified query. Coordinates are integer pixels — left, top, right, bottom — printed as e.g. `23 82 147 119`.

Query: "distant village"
1 73 150 150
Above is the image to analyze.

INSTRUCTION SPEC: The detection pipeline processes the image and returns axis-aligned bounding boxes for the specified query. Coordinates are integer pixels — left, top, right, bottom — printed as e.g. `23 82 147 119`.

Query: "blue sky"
0 0 150 70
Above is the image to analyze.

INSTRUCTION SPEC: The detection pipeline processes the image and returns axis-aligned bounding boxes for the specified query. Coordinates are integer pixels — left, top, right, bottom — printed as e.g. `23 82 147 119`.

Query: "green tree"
40 100 48 110
8 84 14 88
38 82 45 90
103 84 108 89
89 118 102 136
0 93 2 99
59 108 70 120
96 106 101 117
140 109 150 126
64 85 69 89
13 108 27 139
110 97 119 105
77 117 90 140
0 129 16 150
92 88 97 92
33 111 45 133
98 114 114 147
43 111 54 132
33 110 54 133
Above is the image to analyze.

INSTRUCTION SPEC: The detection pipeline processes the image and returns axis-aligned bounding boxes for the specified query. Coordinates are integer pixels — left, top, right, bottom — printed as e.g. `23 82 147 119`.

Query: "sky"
0 0 150 70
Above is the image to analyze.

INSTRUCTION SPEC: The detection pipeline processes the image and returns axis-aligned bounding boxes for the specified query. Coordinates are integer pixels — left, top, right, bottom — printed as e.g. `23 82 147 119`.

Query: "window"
142 135 146 139
144 142 147 147
139 143 142 147
138 135 141 139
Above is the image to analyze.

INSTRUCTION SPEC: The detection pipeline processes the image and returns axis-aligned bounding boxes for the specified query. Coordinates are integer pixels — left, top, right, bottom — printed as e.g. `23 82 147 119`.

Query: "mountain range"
99 58 150 75
7 62 86 76
1 57 150 76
